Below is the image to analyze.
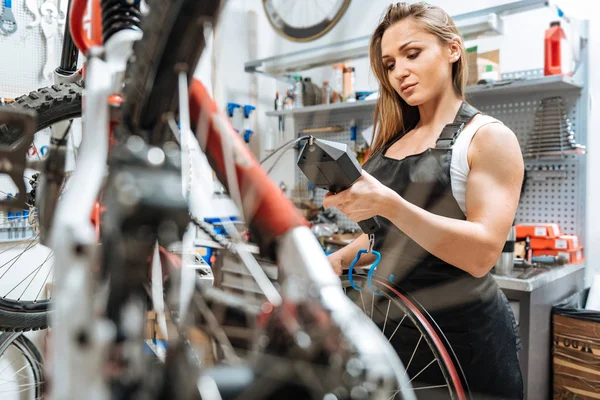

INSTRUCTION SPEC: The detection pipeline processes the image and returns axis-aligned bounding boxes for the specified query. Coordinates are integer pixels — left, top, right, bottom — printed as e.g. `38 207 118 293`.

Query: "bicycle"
0 0 472 398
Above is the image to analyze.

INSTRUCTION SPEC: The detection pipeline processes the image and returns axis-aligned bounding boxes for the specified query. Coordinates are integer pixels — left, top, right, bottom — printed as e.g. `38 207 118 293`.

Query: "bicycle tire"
0 82 83 331
341 274 470 400
0 332 45 398
0 82 83 145
121 0 222 145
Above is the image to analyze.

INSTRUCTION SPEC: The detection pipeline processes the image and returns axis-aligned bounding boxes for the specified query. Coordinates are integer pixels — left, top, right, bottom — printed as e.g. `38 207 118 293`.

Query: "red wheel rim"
374 278 467 400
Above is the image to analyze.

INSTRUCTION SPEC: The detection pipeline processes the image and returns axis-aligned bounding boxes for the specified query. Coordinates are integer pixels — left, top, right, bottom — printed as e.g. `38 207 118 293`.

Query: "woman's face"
381 18 459 106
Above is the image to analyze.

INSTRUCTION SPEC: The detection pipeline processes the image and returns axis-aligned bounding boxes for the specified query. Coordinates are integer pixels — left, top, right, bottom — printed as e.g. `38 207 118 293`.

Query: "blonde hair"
369 2 468 153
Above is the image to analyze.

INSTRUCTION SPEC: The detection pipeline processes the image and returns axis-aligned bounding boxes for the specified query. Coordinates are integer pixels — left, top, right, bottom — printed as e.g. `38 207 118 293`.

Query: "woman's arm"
324 123 523 278
328 233 376 275
380 123 523 277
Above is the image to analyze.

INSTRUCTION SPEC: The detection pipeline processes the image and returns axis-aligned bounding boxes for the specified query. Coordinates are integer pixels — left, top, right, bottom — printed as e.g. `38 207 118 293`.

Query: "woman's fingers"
323 191 343 208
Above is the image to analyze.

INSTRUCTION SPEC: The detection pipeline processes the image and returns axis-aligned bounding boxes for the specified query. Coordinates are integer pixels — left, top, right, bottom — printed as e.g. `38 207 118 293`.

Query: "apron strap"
435 102 480 150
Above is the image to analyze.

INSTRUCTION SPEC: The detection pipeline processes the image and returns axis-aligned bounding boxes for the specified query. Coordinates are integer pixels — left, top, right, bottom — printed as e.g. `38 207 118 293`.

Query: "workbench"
492 263 585 400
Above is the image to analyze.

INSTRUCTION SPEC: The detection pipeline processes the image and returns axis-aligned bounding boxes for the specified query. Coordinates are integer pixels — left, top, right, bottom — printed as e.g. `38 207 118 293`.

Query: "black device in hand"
297 137 380 234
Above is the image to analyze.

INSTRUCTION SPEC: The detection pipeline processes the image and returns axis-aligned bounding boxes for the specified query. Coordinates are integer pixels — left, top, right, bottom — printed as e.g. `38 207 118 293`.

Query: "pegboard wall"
0 0 68 99
473 69 586 240
292 108 373 231
290 68 588 241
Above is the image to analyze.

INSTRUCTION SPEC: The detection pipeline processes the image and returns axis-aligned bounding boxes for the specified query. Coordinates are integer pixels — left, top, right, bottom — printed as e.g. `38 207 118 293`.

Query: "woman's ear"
448 37 462 63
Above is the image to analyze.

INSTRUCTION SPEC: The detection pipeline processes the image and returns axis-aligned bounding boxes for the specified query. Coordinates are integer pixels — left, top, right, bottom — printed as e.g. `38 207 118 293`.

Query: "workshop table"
493 263 585 400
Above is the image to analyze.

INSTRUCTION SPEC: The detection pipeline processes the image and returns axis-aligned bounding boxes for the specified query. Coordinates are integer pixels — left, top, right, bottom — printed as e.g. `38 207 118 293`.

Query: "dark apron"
363 103 524 399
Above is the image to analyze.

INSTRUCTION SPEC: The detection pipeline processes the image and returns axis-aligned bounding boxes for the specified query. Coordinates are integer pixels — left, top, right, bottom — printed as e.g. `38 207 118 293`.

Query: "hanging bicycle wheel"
0 332 45 399
0 82 82 331
341 273 471 400
263 0 351 42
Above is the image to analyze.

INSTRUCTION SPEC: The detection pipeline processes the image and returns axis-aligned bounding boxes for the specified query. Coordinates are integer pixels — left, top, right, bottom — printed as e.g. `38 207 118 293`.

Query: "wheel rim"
341 274 468 400
0 120 80 318
0 333 45 399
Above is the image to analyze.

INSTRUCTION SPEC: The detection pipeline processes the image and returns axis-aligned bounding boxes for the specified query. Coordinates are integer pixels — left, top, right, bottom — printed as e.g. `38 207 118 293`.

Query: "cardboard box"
533 247 584 264
553 313 600 398
465 47 500 85
466 46 478 86
530 235 580 251
516 223 561 239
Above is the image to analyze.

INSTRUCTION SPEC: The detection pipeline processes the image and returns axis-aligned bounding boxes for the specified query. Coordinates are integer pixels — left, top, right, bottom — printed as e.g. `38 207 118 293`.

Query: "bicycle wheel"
341 273 470 400
0 332 45 399
0 82 82 331
121 0 222 144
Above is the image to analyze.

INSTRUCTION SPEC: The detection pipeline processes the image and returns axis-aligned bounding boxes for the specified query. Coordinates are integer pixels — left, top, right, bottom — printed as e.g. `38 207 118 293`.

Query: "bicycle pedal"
0 108 36 211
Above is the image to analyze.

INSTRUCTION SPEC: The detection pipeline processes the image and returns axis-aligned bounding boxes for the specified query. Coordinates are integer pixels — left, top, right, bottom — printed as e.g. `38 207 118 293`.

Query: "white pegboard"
475 92 585 238
0 0 68 99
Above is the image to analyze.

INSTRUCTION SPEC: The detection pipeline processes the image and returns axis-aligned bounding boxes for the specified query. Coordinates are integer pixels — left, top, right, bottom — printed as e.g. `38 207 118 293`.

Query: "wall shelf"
246 0 549 82
266 75 582 117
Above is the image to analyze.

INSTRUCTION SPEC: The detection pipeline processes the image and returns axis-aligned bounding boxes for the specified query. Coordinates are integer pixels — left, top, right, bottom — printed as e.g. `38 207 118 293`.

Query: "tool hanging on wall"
24 0 67 79
26 0 41 26
0 0 18 35
524 96 586 158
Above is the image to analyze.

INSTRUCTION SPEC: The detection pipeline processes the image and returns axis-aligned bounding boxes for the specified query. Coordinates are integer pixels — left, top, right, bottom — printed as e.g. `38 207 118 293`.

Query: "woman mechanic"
324 3 524 399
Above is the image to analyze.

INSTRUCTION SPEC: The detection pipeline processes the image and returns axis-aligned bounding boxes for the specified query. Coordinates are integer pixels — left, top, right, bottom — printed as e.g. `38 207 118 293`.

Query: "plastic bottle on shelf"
347 67 357 102
343 66 355 102
303 77 315 106
311 80 322 105
284 89 294 109
274 92 282 110
332 63 345 103
322 81 332 104
544 21 571 76
293 76 304 108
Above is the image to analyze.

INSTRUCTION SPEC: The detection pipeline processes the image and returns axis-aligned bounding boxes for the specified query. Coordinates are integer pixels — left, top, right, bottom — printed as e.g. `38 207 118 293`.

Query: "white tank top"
450 114 502 215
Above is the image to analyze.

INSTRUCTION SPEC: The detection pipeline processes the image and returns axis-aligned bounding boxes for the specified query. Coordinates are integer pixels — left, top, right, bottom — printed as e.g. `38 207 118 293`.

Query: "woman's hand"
322 170 396 222
327 253 344 276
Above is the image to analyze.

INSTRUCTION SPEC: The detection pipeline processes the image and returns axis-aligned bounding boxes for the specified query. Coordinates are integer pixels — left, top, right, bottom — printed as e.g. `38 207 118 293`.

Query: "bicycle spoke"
404 335 423 376
0 241 26 256
0 190 34 208
382 299 391 336
1 362 30 382
4 263 45 298
0 237 40 279
35 264 54 302
409 358 436 383
388 314 406 342
15 253 53 300
413 384 449 391
359 291 366 315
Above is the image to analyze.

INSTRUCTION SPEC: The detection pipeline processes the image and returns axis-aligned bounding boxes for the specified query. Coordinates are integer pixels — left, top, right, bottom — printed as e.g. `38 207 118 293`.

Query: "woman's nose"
393 64 409 81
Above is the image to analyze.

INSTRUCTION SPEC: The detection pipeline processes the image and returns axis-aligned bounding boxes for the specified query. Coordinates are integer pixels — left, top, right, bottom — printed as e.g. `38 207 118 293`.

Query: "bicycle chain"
189 214 233 251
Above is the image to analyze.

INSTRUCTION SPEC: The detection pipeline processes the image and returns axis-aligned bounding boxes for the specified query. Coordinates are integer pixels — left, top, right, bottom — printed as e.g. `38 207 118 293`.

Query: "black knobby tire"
120 0 222 145
0 82 82 331
0 82 83 145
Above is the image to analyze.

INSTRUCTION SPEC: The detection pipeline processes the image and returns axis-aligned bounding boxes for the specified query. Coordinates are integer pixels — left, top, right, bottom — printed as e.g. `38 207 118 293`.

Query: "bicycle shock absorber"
100 0 142 43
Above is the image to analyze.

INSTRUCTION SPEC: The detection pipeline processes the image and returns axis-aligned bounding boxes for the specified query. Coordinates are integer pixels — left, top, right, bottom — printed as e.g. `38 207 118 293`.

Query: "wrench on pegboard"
1 0 18 35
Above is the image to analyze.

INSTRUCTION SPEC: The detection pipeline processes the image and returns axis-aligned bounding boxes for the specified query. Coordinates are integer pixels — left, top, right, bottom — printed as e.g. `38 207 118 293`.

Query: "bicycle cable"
259 135 311 171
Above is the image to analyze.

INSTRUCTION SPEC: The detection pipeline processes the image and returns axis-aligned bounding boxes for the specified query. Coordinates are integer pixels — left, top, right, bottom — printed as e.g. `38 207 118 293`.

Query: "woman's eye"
386 63 394 71
407 51 420 60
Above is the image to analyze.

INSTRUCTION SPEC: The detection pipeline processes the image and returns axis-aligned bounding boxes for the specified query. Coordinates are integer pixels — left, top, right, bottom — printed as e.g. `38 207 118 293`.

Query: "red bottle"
544 21 566 76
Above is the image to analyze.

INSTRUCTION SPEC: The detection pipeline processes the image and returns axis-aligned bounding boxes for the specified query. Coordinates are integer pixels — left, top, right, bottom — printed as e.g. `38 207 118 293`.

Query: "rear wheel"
0 83 82 331
341 273 470 400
